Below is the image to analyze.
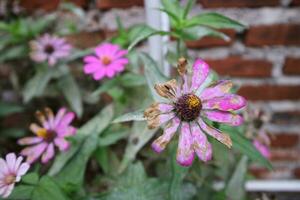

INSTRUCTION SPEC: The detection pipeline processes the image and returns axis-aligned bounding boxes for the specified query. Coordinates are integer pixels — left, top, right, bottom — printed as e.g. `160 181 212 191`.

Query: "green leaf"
182 0 196 19
30 14 56 36
219 124 272 170
58 74 83 117
6 185 35 200
91 79 118 97
225 156 248 200
101 162 167 200
112 110 145 123
139 53 168 102
0 102 23 117
118 122 157 173
179 26 229 41
32 176 69 200
23 68 54 103
128 24 168 51
161 0 182 25
95 147 109 174
98 129 129 146
169 145 189 200
22 173 39 185
187 12 246 31
119 73 146 87
0 45 27 62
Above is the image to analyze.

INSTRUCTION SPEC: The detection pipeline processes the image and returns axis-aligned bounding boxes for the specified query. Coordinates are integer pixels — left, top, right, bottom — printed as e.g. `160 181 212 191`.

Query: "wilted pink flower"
83 43 128 80
18 108 76 164
144 58 246 166
253 130 271 158
0 153 30 198
30 34 72 66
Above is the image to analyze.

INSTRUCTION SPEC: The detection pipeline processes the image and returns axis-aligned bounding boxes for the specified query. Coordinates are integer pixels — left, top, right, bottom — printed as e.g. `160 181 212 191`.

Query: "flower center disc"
101 56 111 65
36 128 56 143
4 174 16 184
44 44 55 54
175 94 202 121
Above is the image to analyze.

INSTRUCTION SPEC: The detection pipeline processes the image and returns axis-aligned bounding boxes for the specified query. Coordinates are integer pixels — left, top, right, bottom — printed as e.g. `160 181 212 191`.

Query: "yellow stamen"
36 128 48 139
187 95 200 109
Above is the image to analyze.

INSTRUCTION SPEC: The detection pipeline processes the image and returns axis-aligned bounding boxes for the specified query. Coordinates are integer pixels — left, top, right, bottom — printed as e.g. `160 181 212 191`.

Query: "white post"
144 0 170 76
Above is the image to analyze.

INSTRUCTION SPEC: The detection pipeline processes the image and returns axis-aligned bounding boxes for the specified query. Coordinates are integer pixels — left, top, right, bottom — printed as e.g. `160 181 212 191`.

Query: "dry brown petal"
154 79 177 99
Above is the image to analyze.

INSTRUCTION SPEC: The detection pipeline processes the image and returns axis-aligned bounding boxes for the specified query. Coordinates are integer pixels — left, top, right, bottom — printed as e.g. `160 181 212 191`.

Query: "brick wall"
20 0 300 180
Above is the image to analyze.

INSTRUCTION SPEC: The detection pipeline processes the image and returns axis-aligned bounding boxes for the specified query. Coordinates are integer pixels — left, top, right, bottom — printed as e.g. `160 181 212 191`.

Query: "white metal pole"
144 0 170 76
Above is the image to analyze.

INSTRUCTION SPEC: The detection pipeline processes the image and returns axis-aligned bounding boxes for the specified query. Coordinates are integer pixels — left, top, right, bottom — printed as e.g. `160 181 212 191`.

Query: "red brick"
283 57 300 75
238 85 300 100
249 166 291 179
245 24 300 46
96 0 143 9
199 0 280 8
270 149 300 161
20 0 60 12
205 56 272 77
271 111 300 125
186 29 236 48
270 134 299 148
294 167 300 179
291 0 300 6
65 31 106 49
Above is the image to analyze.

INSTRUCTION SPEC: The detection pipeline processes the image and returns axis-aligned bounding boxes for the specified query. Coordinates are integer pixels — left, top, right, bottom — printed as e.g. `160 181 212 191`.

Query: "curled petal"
200 80 233 101
154 79 178 99
190 123 212 162
202 94 246 111
54 138 70 151
190 59 210 92
21 142 48 164
198 119 232 148
18 137 43 145
151 117 180 153
202 110 244 126
176 122 194 166
145 112 175 129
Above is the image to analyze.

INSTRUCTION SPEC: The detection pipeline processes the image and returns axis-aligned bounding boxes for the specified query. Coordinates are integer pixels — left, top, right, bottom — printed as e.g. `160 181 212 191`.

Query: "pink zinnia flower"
253 130 271 159
18 108 76 164
0 153 30 198
30 34 72 66
144 58 247 166
83 43 128 80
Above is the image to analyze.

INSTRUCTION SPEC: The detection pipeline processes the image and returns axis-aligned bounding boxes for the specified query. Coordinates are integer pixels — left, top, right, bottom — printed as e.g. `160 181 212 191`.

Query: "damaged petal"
154 79 178 99
177 57 188 76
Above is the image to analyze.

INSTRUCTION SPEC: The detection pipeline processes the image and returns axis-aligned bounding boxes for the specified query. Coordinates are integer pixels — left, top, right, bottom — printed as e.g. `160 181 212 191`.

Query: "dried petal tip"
177 57 188 76
154 79 177 99
144 103 160 129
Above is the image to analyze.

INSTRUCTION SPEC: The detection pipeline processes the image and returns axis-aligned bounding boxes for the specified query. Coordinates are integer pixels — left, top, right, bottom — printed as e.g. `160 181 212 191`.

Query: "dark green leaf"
187 12 246 31
98 129 129 146
182 0 196 19
58 74 83 117
0 102 23 117
179 26 229 41
226 156 248 200
22 173 39 185
0 45 27 62
119 73 146 87
6 185 35 200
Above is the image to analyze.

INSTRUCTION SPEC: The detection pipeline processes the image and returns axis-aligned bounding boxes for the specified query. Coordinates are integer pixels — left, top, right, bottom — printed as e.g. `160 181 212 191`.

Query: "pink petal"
0 158 8 175
48 56 57 66
176 122 195 167
93 69 105 80
202 110 244 126
2 184 14 198
16 163 30 178
5 153 16 173
202 94 246 111
21 142 48 164
198 119 232 148
190 123 212 162
200 80 233 101
105 68 116 78
13 156 23 173
58 112 75 127
151 117 180 153
84 63 100 74
158 103 174 113
41 143 55 163
54 108 66 127
54 138 70 151
18 137 43 145
84 55 100 63
159 113 175 125
253 140 270 159
190 59 210 92
114 50 128 59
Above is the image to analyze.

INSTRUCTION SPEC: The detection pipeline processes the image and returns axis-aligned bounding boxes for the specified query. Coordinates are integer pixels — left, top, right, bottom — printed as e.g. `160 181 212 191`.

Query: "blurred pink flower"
18 108 76 164
30 34 72 66
83 43 128 80
253 131 271 159
0 153 30 198
144 58 246 167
